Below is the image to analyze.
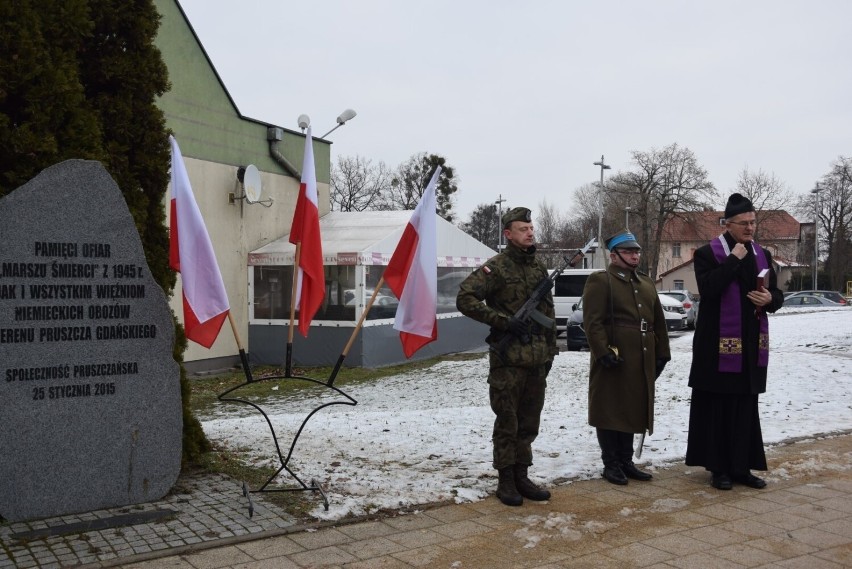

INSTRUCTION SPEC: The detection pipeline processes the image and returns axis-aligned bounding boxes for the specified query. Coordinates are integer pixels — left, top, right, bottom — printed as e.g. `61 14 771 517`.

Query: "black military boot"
621 461 652 481
514 464 551 501
496 467 523 506
603 461 628 485
618 431 652 481
597 429 628 485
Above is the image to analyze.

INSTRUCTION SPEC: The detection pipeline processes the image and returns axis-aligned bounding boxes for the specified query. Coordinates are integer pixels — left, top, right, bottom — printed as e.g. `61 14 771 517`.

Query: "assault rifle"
491 237 597 355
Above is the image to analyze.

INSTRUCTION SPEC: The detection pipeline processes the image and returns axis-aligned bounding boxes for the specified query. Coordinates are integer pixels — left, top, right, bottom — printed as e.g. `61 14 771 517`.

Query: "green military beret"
502 207 532 228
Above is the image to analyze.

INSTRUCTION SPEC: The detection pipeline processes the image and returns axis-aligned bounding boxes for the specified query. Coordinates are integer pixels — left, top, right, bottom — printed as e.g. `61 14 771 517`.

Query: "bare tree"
734 166 796 240
609 143 717 278
535 199 560 246
330 155 392 212
535 199 570 267
519 187 596 267
806 157 852 291
569 183 603 241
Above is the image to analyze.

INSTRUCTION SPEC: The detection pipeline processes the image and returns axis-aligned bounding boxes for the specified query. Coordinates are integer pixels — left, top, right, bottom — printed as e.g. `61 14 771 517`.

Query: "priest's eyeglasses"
729 220 757 227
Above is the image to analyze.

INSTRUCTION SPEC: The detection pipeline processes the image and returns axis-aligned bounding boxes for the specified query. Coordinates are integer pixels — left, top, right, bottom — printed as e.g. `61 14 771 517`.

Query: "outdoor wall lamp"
296 109 357 139
320 108 357 139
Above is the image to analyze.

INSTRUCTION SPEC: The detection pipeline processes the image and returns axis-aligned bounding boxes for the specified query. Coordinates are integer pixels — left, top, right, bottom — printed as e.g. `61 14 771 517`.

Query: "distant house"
656 210 804 293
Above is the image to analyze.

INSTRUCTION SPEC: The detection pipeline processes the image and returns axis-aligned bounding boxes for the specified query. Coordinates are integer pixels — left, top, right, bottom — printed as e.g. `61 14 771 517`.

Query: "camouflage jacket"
456 242 557 368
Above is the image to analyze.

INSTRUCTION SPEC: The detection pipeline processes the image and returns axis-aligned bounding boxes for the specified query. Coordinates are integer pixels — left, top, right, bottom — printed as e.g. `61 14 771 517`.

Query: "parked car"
551 268 603 336
658 289 699 328
658 293 688 331
782 294 843 308
345 290 399 319
565 293 685 351
565 299 588 351
784 290 847 306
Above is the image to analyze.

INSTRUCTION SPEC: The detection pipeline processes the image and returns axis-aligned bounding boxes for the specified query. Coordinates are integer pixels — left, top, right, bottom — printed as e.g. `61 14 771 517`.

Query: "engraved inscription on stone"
0 160 182 522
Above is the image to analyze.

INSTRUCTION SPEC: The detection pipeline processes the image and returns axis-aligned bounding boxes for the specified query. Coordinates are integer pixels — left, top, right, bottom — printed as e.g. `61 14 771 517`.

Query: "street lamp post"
495 194 506 251
592 155 611 268
320 109 358 139
811 183 822 289
624 206 632 230
298 109 358 137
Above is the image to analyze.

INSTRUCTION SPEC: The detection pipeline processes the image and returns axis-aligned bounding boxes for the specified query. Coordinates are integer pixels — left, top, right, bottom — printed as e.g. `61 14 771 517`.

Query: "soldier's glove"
506 317 527 336
598 353 621 368
655 358 668 379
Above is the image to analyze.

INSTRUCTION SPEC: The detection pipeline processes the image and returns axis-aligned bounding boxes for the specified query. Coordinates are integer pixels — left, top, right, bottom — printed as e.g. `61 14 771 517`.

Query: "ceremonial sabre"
634 431 646 459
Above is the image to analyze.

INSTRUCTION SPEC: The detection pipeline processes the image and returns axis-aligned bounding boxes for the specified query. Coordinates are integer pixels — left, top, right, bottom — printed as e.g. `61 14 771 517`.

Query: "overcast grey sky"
176 0 851 221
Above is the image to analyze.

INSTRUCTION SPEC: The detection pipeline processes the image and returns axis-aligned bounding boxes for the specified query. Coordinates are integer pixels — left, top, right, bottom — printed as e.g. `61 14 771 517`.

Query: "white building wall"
166 156 329 365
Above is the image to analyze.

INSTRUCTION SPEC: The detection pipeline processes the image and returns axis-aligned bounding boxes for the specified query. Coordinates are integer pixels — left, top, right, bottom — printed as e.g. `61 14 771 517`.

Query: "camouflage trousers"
488 365 548 470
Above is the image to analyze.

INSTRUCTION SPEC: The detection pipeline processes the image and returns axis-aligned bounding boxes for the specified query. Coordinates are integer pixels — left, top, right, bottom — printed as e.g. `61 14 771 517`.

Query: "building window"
674 280 684 290
252 264 474 322
672 243 681 258
252 265 360 321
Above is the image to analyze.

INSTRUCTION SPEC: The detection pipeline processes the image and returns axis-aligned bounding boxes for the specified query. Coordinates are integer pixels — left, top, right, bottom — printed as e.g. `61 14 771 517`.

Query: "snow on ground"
200 306 852 520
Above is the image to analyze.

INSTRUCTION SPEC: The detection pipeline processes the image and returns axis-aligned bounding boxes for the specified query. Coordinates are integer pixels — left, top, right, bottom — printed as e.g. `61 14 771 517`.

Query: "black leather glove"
598 352 621 368
506 316 527 336
655 358 668 378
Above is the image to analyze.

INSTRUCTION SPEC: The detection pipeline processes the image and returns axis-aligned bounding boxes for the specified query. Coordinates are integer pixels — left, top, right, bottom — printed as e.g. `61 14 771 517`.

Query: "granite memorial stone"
0 160 182 522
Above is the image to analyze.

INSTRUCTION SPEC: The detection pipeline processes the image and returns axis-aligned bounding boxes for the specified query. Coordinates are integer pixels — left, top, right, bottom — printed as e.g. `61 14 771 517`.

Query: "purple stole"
710 234 769 373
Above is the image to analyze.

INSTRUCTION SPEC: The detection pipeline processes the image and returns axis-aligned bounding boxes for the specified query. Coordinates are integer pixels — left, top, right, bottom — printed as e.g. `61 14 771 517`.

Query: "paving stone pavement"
2 434 851 568
0 473 297 569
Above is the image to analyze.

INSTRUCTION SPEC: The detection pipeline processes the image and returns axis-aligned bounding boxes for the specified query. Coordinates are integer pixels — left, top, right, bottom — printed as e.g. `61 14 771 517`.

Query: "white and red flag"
288 126 325 336
168 135 230 348
384 166 441 357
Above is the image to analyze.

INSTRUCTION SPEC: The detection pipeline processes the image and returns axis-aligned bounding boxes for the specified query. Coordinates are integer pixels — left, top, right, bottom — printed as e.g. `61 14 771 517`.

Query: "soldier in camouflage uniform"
456 207 558 506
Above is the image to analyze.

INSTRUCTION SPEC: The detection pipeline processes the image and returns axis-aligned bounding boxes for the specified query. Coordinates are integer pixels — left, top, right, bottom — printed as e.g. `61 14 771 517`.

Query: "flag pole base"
249 471 330 512
218 372 356 515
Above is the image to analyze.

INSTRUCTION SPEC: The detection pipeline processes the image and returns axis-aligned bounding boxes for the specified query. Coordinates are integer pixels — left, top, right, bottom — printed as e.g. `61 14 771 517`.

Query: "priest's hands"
747 288 771 307
732 243 748 259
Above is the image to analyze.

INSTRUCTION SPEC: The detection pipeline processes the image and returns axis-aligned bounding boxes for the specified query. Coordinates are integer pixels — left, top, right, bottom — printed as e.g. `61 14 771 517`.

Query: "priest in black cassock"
685 193 784 491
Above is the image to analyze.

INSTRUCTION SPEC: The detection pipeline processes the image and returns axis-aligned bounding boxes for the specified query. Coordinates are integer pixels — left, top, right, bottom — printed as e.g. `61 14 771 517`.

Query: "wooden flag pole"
327 277 386 386
285 242 302 377
227 312 254 382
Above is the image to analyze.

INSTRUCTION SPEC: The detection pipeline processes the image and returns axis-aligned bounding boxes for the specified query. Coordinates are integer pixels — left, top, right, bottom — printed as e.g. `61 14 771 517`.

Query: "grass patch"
188 352 486 417
185 351 487 521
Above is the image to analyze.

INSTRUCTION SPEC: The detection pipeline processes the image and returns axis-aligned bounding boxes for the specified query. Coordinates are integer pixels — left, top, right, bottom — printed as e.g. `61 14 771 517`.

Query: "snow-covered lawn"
201 307 852 520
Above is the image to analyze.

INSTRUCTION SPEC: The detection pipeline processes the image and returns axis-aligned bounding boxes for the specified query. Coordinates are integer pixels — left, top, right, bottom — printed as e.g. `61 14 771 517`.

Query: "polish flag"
168 136 230 348
288 126 325 336
384 166 441 357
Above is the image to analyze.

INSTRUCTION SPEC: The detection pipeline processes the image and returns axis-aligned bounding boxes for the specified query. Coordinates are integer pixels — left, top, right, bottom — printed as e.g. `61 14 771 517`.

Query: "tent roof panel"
248 211 496 267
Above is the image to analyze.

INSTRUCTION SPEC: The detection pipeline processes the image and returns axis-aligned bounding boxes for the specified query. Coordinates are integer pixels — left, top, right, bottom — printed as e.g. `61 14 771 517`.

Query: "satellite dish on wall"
242 164 262 204
233 164 272 207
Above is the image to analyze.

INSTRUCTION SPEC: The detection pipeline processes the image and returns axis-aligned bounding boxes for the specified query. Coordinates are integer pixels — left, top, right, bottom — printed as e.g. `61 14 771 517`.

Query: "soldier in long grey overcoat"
456 207 558 507
583 230 670 485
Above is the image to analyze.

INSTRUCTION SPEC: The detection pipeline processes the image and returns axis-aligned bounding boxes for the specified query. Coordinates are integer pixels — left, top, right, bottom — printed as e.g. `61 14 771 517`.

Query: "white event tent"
246 212 496 367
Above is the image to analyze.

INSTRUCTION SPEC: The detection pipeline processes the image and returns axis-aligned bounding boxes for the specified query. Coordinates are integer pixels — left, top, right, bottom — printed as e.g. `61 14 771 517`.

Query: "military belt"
607 318 650 332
